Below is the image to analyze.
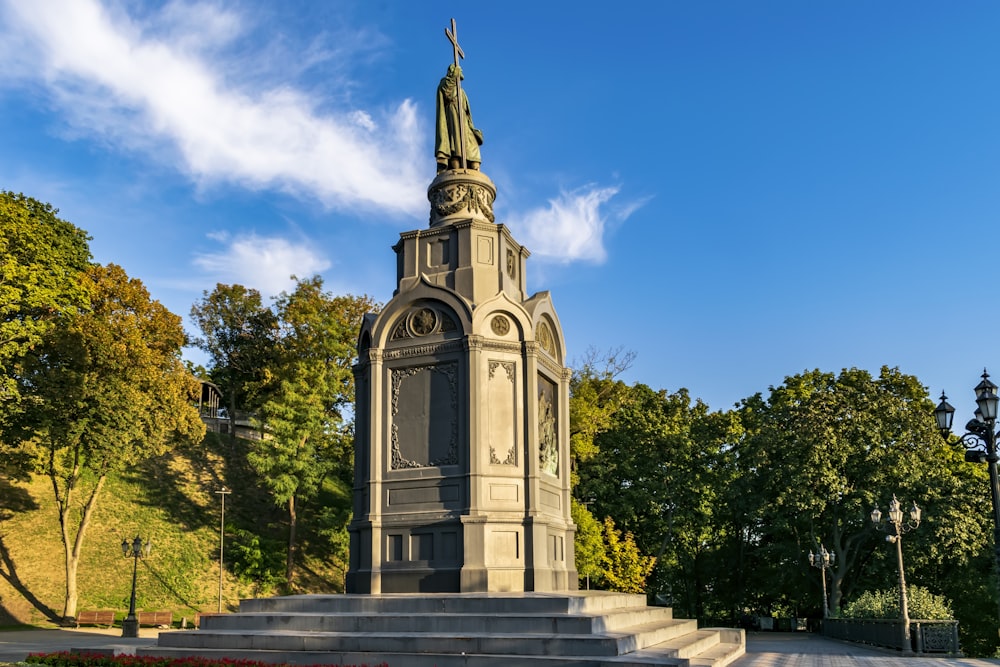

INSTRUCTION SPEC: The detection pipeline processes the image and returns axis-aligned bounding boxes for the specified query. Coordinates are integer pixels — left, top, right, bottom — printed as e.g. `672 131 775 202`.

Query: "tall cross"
444 18 468 169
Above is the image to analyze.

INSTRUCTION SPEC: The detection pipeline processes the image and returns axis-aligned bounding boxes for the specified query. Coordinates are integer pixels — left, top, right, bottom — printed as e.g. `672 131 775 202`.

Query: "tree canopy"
0 191 91 432
568 363 996 653
239 277 376 588
11 262 204 619
190 283 277 432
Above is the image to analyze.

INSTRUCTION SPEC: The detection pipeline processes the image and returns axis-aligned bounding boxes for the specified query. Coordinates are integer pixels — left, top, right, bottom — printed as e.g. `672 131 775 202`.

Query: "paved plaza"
0 627 158 663
737 632 1000 667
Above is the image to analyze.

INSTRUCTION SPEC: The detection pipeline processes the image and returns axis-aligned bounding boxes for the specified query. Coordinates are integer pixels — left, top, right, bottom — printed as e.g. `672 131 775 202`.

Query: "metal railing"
822 618 960 655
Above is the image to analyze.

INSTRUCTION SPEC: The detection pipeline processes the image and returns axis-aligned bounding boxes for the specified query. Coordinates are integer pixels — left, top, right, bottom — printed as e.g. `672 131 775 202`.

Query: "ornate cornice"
383 340 464 360
538 354 563 377
465 334 484 351
482 339 522 354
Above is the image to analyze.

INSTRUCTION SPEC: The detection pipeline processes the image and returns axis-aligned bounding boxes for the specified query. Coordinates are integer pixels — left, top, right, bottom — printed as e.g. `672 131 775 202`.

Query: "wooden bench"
75 610 115 628
136 610 173 627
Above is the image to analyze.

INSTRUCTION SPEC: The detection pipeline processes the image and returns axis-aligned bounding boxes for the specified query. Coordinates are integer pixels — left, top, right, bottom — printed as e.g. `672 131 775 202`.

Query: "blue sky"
2 1 999 414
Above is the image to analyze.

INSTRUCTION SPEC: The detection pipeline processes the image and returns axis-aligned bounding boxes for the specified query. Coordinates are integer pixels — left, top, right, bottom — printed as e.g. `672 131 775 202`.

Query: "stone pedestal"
346 168 577 593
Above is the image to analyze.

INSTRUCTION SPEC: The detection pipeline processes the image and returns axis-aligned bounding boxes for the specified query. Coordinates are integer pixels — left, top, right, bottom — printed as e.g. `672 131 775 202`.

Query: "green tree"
13 263 204 620
571 498 604 589
190 284 277 436
577 382 731 617
601 516 656 593
247 277 375 589
229 528 285 597
568 347 634 485
0 192 91 436
729 367 984 621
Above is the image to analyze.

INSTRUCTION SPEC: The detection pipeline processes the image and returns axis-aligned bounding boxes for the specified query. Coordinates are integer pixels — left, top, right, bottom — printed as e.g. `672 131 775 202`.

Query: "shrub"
841 585 954 620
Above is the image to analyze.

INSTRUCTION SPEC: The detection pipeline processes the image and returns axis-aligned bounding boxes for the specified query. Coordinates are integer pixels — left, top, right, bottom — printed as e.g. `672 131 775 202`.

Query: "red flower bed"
26 653 388 667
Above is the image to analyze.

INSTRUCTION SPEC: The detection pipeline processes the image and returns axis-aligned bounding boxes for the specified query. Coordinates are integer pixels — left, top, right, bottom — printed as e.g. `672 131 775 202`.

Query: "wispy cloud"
193 232 331 298
0 0 427 217
508 185 644 264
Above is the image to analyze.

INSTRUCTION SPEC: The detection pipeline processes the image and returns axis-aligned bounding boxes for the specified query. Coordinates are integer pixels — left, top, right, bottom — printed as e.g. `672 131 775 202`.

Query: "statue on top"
435 19 483 172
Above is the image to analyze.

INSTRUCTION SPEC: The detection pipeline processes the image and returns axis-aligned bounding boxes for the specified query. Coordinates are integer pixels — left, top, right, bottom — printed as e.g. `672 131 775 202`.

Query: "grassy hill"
0 431 351 627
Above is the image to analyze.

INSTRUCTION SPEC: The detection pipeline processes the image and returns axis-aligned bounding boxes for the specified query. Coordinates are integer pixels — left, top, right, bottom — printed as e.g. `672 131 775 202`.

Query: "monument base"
141 592 744 666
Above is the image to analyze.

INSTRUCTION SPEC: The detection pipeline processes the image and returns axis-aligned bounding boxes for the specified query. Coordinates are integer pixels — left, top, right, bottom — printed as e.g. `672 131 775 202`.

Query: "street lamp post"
934 369 1000 633
215 487 231 613
871 495 921 654
808 544 836 618
120 535 151 638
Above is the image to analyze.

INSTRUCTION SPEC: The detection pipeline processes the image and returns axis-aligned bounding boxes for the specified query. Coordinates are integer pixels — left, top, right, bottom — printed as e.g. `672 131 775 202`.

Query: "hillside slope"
0 432 350 626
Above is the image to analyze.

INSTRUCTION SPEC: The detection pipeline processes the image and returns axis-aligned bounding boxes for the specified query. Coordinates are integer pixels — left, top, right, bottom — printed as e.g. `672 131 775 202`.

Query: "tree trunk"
58 474 106 621
286 494 297 589
830 568 844 614
62 551 79 622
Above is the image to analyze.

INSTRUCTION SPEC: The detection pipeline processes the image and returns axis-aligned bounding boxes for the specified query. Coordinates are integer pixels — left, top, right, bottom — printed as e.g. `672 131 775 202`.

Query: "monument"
346 18 576 594
141 21 744 665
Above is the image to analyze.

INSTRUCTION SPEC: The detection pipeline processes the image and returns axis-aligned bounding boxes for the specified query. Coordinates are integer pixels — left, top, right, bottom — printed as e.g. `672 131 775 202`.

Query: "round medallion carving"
410 308 437 336
537 321 556 356
491 315 510 336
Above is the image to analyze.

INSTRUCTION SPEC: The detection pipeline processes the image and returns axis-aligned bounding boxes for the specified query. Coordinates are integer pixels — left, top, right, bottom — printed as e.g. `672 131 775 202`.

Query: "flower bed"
26 653 388 667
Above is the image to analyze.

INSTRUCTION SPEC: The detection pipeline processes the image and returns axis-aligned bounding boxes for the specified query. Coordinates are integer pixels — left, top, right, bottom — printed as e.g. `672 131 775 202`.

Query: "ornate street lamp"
871 495 921 654
120 535 152 638
934 370 1000 631
808 544 836 618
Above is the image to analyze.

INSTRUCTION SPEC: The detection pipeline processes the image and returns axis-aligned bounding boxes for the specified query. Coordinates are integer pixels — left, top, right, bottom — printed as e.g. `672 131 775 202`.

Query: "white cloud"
508 185 638 264
0 0 427 217
193 232 331 298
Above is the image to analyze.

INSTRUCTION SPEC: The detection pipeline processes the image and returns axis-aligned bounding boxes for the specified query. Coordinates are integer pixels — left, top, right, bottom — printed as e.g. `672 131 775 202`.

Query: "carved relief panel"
538 375 558 476
390 362 459 469
487 361 516 465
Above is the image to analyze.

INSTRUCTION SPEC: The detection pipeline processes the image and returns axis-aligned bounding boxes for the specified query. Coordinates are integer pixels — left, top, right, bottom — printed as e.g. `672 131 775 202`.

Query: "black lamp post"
120 535 151 638
934 369 1000 632
808 544 836 618
871 495 921 654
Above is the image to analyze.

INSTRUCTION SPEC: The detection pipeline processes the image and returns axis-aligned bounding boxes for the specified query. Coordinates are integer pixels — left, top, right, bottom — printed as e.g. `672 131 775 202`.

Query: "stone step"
238 591 648 616
687 640 746 667
144 641 742 667
198 606 676 635
141 647 635 666
139 594 745 667
607 629 745 667
157 628 669 657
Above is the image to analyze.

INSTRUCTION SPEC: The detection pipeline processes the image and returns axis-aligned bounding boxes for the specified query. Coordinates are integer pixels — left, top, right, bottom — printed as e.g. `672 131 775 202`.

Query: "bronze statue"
436 19 483 171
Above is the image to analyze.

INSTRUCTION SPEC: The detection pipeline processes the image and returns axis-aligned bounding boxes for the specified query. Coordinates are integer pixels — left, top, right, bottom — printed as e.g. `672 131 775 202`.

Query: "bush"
841 585 954 620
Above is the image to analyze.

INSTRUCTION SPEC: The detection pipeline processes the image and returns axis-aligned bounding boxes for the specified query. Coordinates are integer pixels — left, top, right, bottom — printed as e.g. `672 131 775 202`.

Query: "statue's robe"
435 65 482 167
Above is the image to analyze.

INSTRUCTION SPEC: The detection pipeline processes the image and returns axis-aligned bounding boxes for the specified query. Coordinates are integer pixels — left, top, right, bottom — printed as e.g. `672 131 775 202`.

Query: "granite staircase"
141 592 744 666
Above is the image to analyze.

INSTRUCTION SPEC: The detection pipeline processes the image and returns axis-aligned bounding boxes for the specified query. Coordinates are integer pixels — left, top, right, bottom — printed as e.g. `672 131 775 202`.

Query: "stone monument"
346 18 576 594
141 21 745 665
